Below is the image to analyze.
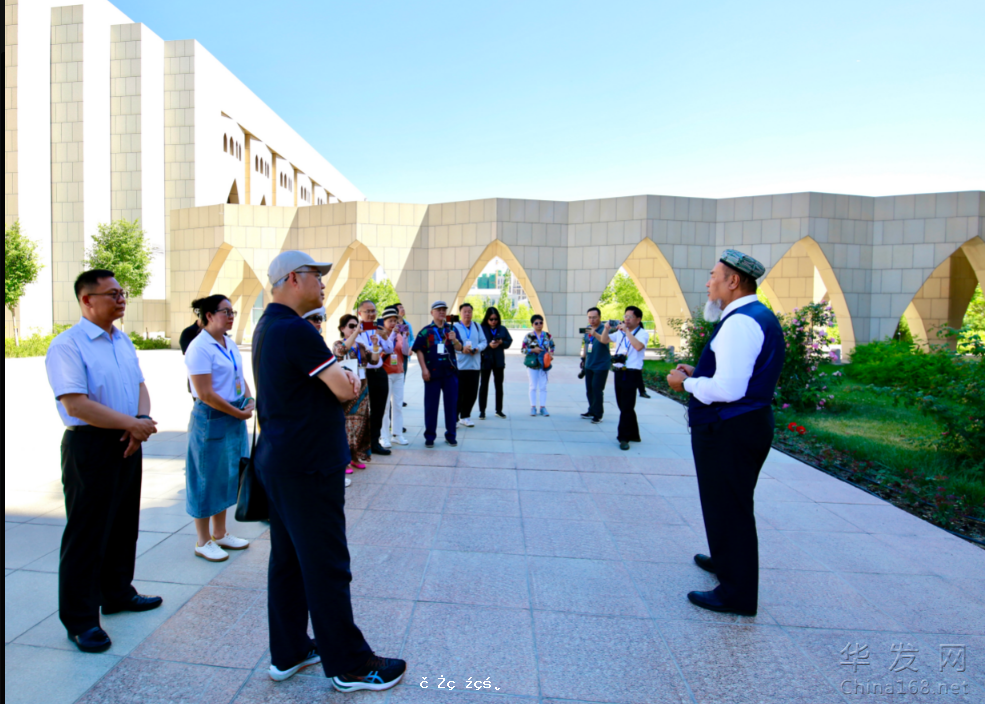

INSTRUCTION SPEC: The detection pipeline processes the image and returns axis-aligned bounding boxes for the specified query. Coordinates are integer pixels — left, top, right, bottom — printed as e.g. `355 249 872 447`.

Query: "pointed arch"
196 243 265 345
452 240 549 332
760 237 857 355
903 236 984 349
614 238 691 350
322 240 383 327
226 180 240 205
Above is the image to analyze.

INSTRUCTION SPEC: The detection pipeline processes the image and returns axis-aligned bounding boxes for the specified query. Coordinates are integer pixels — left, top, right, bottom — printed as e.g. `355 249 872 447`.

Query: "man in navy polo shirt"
253 251 406 693
667 249 785 618
412 301 461 448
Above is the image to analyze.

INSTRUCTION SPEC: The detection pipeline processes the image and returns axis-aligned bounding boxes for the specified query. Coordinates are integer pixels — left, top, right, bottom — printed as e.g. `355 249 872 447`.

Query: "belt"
65 425 118 434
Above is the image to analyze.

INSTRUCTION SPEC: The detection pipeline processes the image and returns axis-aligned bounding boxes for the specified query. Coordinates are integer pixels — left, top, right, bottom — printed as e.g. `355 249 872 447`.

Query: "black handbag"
236 324 269 523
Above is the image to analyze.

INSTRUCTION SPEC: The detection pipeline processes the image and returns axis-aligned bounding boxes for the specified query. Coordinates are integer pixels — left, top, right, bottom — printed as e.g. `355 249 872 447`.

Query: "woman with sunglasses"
184 295 254 563
522 315 555 417
334 314 376 471
478 306 512 420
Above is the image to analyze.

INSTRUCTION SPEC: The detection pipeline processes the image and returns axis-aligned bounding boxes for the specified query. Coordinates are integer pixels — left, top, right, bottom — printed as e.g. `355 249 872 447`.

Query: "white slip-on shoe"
270 647 322 682
213 534 250 551
195 540 229 562
345 477 353 488
392 435 409 446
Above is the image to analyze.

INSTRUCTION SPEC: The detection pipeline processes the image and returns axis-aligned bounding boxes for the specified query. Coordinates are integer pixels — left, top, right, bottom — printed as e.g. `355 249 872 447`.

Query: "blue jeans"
185 400 248 519
424 373 459 445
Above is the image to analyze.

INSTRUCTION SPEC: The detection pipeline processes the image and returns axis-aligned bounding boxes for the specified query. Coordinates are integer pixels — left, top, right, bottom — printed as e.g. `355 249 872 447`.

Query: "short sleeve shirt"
185 332 246 403
610 327 650 370
584 326 612 372
252 304 350 475
412 323 459 379
45 318 145 427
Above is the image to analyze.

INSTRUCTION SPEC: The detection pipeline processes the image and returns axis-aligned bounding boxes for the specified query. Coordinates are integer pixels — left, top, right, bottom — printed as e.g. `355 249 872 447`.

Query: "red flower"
797 426 807 435
787 422 797 431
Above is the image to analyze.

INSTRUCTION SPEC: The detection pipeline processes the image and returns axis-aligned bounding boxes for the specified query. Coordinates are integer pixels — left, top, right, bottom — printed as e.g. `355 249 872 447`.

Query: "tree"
463 294 489 320
5 221 44 346
355 277 400 311
84 219 155 297
497 271 516 320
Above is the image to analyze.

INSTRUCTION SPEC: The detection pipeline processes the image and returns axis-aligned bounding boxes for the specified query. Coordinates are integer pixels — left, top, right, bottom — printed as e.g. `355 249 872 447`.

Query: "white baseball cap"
268 251 332 287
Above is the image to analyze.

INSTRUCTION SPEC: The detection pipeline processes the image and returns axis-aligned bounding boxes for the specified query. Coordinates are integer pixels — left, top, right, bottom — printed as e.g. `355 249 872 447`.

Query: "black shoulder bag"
236 322 270 522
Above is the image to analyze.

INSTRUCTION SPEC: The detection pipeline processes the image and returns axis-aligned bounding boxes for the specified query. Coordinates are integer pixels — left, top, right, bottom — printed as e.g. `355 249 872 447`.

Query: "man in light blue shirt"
453 302 487 427
44 270 162 654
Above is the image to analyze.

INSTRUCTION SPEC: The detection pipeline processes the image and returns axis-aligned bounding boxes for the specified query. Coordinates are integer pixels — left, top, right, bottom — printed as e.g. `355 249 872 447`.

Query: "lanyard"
537 332 546 348
490 326 499 339
617 327 643 355
356 344 362 366
432 324 447 346
460 323 472 343
215 340 239 376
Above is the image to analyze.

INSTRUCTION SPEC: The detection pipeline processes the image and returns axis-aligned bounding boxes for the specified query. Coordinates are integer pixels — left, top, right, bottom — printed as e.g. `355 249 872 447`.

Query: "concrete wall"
5 0 18 229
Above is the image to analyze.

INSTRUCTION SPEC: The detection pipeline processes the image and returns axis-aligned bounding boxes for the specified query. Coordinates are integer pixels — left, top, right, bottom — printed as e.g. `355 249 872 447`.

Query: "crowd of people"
43 247 785 691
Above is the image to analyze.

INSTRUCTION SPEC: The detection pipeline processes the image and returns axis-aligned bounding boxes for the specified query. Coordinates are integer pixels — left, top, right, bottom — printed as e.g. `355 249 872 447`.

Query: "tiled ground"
5 351 983 704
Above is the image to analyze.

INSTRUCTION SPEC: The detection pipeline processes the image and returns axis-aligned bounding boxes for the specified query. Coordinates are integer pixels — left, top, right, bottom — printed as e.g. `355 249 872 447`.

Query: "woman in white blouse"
184 295 255 563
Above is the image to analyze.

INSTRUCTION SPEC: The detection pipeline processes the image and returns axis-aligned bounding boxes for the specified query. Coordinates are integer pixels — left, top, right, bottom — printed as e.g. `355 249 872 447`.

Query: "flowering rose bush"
668 312 717 365
776 301 838 411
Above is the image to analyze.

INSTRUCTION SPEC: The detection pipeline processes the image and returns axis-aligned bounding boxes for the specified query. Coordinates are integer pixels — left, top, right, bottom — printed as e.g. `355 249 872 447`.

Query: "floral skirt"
343 379 372 461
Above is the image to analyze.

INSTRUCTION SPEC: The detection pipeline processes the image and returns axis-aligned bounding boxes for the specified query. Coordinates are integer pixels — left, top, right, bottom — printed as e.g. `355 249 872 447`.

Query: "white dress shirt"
358 329 394 370
45 318 145 427
610 327 650 370
683 295 765 405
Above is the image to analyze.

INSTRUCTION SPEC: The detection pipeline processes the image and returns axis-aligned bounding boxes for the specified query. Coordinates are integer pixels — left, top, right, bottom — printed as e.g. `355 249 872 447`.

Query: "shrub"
4 325 71 359
776 302 838 411
848 339 954 392
129 332 171 351
668 312 715 365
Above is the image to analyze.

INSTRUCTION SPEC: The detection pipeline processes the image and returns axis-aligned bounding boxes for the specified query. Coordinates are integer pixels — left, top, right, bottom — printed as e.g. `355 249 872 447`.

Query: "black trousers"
637 372 647 395
260 464 373 677
584 368 608 420
366 368 389 448
615 369 642 443
479 366 505 414
457 370 481 420
691 406 774 612
59 427 141 634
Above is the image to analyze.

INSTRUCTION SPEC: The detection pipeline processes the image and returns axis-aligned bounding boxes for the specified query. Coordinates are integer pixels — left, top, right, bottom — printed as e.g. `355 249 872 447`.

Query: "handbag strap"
248 319 271 455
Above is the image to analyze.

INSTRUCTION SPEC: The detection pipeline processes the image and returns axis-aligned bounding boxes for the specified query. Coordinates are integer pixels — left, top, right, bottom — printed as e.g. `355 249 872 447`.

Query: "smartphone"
608 320 622 328
448 315 461 325
398 324 410 335
362 321 377 332
579 327 590 335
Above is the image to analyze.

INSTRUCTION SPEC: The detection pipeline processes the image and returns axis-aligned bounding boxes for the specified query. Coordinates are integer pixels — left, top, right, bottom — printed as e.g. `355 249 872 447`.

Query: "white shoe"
345 477 353 488
379 438 392 449
459 418 475 428
195 540 229 562
391 435 409 446
269 648 322 682
213 533 250 551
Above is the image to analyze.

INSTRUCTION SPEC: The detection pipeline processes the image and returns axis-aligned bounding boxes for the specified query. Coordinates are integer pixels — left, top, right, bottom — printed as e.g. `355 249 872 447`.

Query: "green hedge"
5 326 170 358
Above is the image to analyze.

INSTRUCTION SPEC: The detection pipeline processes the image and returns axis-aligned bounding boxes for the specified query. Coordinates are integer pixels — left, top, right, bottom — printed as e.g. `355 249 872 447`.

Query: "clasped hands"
122 416 158 459
666 364 695 393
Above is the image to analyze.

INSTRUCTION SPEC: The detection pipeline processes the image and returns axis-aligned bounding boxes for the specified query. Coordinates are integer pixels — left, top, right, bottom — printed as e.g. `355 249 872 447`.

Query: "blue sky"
114 0 984 203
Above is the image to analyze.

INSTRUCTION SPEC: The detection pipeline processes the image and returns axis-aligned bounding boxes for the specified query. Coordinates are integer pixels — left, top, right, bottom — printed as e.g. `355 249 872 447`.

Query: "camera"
577 358 586 380
611 354 628 367
608 320 622 329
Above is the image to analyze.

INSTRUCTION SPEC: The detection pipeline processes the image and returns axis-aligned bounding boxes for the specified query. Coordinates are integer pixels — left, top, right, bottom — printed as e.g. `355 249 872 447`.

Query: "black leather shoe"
371 444 392 456
640 391 652 399
68 627 112 654
103 594 164 615
619 441 630 451
687 590 756 617
694 554 717 574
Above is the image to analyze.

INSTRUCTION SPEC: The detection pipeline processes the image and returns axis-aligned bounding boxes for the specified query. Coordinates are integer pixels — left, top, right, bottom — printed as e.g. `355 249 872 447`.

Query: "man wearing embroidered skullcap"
666 249 785 617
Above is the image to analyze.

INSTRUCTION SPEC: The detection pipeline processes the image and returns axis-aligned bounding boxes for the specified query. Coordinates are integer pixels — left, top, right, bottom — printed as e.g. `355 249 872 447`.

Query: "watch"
136 415 152 420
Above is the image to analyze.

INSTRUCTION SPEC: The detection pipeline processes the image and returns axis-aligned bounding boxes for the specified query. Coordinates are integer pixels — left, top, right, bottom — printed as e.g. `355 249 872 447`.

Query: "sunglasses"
310 316 325 324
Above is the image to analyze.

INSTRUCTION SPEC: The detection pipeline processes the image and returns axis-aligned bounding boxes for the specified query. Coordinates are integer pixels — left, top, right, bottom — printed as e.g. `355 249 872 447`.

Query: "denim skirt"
186 400 249 519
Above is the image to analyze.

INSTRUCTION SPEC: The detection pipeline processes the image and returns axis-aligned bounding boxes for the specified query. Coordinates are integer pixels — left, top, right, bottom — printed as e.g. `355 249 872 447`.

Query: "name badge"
437 343 447 356
390 354 399 366
358 367 367 380
235 379 243 397
587 343 594 354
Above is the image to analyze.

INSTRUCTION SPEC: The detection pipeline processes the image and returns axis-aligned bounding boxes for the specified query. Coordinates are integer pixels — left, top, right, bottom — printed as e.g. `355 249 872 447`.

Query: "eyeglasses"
310 316 325 324
295 268 324 282
217 309 237 318
88 290 128 301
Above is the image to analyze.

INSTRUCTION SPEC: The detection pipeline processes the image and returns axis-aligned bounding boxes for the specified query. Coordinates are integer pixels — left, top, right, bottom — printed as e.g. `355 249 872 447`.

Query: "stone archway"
195 243 265 345
760 237 857 355
452 240 550 332
614 238 691 351
903 236 984 349
322 240 383 329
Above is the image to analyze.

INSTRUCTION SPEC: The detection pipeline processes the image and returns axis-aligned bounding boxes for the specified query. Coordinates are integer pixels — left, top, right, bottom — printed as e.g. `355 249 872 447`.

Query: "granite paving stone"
74 658 252 704
419 551 531 609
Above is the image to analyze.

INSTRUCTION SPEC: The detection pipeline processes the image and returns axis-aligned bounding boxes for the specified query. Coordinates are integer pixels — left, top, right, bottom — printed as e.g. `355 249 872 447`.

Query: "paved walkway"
5 352 983 704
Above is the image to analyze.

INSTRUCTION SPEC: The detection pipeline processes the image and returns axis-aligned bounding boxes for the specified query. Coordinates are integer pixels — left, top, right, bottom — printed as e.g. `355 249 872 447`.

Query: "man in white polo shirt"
609 306 650 451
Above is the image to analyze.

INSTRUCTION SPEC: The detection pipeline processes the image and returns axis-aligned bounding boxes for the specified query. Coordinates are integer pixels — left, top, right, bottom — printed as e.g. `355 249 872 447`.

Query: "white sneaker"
213 533 250 550
269 648 322 682
379 438 392 449
459 418 475 428
345 477 353 488
195 540 229 562
391 435 409 446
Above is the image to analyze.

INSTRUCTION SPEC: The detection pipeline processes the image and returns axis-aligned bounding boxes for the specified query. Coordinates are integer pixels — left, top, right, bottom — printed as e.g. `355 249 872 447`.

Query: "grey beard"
704 299 725 323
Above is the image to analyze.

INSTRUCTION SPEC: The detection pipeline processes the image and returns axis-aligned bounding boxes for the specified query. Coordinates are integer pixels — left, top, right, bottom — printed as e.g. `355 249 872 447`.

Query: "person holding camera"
379 306 410 447
479 306 512 420
184 295 255 562
454 303 487 428
580 307 612 424
413 301 461 448
522 315 555 417
609 306 650 451
334 314 375 470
